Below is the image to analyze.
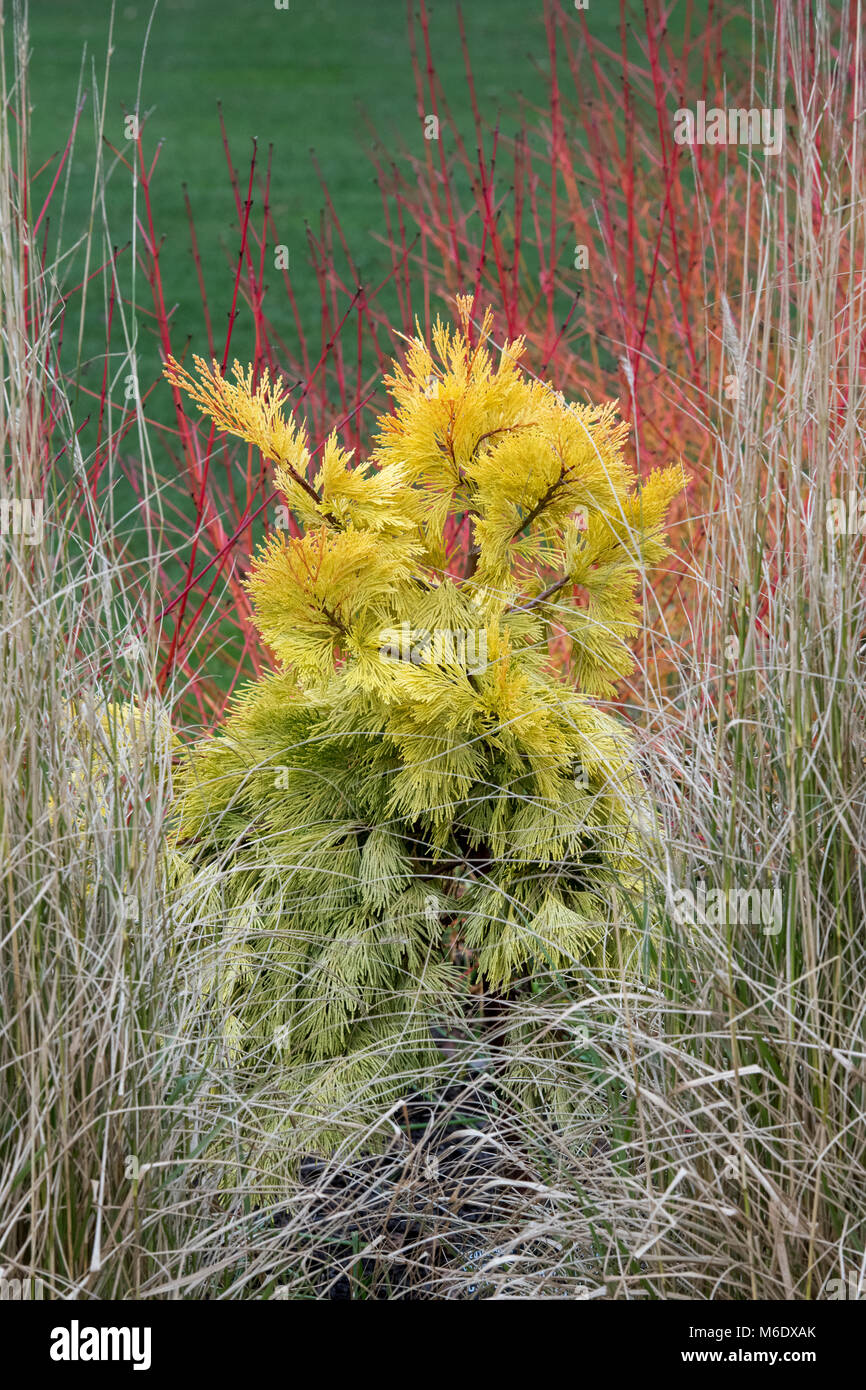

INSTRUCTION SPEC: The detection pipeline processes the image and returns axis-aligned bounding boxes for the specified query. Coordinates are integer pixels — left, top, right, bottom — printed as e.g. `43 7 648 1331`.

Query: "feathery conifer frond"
166 302 685 1167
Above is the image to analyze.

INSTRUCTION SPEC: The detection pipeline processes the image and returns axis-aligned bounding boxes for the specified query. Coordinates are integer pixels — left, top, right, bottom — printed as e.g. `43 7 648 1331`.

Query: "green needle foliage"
167 300 686 1162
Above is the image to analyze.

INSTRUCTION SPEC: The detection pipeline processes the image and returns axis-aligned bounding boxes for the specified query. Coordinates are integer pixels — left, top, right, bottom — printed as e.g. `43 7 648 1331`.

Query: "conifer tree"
166 301 686 1159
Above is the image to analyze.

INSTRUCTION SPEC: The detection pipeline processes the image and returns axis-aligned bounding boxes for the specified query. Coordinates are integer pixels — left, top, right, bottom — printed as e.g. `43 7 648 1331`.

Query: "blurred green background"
23 0 751 641
26 0 751 406
28 0 566 382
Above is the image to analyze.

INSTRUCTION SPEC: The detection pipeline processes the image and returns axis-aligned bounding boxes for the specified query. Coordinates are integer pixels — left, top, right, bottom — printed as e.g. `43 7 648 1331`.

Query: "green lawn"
24 0 750 631
27 0 602 659
28 0 571 385
27 0 750 412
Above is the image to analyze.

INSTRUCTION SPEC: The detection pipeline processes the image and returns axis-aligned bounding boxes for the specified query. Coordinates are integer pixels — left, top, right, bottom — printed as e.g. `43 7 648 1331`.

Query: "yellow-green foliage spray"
166 301 686 1162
